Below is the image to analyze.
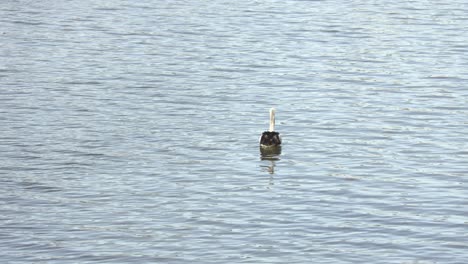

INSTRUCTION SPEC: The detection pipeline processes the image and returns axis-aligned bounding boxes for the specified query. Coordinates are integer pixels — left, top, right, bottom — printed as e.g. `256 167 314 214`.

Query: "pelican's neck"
269 108 275 132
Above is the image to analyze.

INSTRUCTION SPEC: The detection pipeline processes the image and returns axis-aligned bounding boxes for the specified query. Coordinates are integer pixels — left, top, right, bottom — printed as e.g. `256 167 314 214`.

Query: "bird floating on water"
260 108 282 147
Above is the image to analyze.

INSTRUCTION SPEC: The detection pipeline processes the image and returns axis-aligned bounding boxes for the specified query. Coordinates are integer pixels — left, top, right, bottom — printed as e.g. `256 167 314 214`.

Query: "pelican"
259 108 282 147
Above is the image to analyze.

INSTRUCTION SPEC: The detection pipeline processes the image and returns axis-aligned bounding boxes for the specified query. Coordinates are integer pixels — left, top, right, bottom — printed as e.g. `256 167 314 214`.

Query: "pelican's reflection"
260 146 281 175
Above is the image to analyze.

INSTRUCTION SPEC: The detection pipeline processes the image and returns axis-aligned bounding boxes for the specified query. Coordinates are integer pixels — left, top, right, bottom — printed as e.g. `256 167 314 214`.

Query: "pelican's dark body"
260 131 282 146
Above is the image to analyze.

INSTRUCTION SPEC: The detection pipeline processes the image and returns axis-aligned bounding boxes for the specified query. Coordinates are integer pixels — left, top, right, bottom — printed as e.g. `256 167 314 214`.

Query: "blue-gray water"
1 1 468 263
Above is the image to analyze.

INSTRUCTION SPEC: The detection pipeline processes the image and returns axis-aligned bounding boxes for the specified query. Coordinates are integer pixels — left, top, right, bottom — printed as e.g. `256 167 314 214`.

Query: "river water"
1 0 468 263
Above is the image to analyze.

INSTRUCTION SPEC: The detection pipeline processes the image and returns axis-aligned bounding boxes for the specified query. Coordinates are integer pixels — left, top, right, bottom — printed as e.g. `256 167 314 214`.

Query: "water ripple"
2 0 468 263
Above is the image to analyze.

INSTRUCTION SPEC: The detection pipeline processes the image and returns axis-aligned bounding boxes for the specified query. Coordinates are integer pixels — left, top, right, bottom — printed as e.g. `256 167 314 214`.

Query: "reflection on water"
260 145 282 160
260 159 277 175
260 145 281 174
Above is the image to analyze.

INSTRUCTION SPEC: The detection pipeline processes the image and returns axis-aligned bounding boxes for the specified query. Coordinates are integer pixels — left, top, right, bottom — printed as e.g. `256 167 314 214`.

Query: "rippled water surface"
2 0 468 263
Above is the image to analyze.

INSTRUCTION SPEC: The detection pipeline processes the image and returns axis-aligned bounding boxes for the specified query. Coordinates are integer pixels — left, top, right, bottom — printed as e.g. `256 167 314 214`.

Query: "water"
1 0 468 263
